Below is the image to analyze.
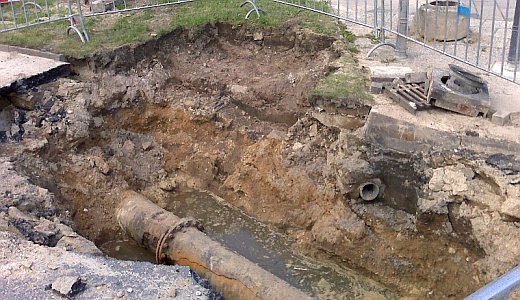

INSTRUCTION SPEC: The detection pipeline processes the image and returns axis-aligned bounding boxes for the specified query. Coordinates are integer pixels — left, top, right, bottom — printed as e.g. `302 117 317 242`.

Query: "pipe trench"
117 190 314 300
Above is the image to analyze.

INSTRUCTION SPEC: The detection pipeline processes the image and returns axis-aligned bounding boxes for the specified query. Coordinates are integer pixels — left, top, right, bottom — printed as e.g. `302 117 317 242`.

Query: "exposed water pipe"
117 191 314 300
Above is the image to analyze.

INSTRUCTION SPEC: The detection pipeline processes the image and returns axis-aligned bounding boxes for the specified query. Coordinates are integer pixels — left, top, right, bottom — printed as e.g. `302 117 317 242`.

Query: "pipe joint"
156 217 204 264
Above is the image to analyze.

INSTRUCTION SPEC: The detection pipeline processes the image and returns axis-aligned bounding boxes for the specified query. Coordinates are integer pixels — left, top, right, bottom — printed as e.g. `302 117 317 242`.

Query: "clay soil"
3 22 516 299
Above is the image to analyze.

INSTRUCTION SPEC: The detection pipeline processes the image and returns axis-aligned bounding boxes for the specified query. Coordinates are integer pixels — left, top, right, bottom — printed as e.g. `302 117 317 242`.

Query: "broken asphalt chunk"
51 276 86 298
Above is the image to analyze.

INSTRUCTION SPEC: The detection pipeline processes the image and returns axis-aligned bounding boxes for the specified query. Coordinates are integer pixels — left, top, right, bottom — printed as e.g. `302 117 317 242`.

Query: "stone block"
369 66 413 83
491 111 511 126
405 72 428 84
370 82 384 94
364 109 520 157
363 110 461 153
90 0 123 13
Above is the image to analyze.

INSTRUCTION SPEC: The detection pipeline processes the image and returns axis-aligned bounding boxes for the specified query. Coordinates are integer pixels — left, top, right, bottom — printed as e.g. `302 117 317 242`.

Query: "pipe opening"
359 182 380 201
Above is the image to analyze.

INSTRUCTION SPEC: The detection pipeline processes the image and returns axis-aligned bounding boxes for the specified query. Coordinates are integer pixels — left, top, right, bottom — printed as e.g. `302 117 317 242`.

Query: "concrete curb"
0 44 66 62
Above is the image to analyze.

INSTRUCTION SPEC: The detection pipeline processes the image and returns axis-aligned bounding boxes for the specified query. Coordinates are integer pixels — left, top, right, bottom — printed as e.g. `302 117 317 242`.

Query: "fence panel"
273 0 520 84
0 0 193 42
0 0 89 41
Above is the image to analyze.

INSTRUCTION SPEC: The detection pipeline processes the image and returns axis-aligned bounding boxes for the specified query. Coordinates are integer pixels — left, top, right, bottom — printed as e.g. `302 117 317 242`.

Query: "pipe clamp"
155 217 204 264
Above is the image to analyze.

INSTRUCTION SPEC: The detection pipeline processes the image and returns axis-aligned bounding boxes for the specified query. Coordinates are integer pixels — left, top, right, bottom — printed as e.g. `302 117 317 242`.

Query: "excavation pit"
1 22 519 299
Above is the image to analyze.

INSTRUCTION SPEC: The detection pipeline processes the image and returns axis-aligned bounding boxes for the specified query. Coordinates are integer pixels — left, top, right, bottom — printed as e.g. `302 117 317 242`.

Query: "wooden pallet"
384 83 430 114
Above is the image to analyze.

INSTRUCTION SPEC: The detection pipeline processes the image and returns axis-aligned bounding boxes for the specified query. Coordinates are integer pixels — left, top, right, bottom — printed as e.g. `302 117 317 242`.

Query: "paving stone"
370 82 384 94
491 111 511 126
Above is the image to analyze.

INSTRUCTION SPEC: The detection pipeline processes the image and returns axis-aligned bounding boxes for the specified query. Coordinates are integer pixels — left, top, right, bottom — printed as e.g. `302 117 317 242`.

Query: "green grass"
168 0 340 35
310 55 372 104
313 72 371 102
0 0 354 57
342 29 356 43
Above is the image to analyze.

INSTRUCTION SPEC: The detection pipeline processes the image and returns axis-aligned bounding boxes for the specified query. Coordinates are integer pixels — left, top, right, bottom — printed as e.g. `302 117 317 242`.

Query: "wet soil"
2 22 511 299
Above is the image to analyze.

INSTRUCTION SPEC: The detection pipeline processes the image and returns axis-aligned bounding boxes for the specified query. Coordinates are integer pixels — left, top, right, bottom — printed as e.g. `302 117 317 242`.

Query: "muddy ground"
1 22 520 299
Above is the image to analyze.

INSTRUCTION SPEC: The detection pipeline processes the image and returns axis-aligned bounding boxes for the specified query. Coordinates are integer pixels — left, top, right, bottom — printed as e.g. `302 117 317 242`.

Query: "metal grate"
383 83 430 114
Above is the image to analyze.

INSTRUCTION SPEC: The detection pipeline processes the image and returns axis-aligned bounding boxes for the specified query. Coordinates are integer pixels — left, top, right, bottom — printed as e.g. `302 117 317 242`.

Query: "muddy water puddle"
100 239 156 263
101 191 396 298
162 191 396 299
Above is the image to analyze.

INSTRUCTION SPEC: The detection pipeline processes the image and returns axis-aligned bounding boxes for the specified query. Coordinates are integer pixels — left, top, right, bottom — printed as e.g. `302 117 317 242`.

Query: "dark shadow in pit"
231 98 299 126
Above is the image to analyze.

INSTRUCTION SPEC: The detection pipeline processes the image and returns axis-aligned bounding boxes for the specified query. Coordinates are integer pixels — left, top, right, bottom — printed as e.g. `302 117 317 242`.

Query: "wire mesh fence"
274 0 520 83
0 0 193 42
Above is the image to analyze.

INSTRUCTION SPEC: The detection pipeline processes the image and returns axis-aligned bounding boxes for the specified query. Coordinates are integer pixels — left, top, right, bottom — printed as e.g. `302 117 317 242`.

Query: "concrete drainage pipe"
359 181 381 201
416 1 470 42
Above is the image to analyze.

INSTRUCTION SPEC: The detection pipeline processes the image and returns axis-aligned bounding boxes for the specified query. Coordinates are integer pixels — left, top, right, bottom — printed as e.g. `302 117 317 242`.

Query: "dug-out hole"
9 22 485 299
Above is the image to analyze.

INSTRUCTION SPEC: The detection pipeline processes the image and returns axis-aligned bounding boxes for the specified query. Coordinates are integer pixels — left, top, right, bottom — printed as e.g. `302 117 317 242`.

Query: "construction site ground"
1 16 520 300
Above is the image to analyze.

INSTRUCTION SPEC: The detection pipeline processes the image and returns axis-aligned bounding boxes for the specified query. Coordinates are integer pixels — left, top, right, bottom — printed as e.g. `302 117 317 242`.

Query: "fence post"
396 0 409 57
508 0 520 63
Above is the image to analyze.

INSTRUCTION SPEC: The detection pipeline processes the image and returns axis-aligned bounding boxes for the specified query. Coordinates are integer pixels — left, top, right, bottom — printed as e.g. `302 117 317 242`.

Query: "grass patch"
168 0 342 36
342 29 356 43
313 72 371 102
0 0 354 57
0 23 58 49
311 55 372 104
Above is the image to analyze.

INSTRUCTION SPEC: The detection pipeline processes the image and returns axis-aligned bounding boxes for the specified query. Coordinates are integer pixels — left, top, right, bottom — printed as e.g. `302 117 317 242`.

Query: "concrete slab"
0 45 65 62
0 50 69 95
368 65 413 83
364 97 520 158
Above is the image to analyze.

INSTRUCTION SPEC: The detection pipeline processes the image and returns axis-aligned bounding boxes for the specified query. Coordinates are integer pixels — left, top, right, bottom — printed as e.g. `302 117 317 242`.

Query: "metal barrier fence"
465 264 520 300
0 0 193 41
0 0 90 41
273 0 520 84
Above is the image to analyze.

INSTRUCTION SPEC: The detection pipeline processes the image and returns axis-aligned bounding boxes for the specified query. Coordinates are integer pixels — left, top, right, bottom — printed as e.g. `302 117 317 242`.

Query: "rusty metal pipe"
117 190 314 300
